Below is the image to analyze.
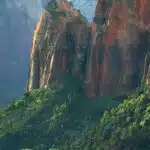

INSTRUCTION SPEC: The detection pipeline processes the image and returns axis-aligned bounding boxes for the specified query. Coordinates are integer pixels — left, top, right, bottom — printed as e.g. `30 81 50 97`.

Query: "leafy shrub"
77 92 150 150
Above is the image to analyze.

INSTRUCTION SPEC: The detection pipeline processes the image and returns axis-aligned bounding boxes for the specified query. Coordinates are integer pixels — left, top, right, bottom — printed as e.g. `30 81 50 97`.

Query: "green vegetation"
0 68 150 150
0 72 149 150
76 92 150 150
0 76 120 150
1 77 149 150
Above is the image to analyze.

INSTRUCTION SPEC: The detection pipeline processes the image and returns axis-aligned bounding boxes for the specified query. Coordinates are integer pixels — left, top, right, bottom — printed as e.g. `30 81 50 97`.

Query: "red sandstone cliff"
27 0 91 91
27 0 150 97
86 0 150 97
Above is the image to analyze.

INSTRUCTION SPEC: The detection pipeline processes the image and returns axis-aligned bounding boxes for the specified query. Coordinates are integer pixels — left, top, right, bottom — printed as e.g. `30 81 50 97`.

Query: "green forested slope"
0 77 120 150
0 76 149 150
77 91 150 150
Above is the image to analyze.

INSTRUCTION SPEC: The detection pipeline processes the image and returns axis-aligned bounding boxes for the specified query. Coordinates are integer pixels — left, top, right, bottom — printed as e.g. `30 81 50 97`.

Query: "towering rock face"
0 0 54 105
86 0 150 96
27 0 150 97
27 0 91 91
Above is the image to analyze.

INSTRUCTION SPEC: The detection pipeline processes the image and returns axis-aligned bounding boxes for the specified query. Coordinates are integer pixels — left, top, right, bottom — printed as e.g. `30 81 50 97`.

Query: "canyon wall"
26 0 91 91
86 0 150 96
27 0 150 97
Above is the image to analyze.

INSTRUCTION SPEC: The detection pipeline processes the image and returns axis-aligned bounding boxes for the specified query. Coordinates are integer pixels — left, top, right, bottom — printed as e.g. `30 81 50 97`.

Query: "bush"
77 93 150 150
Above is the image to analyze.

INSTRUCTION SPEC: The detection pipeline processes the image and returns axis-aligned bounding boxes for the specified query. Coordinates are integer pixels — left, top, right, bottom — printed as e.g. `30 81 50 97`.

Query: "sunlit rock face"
26 0 91 91
0 0 54 106
2 0 149 105
27 0 150 98
0 0 96 106
86 0 150 97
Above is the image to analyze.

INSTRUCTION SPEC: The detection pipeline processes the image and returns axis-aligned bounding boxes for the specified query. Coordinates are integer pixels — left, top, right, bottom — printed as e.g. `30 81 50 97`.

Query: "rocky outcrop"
27 0 91 91
86 0 150 97
27 0 150 97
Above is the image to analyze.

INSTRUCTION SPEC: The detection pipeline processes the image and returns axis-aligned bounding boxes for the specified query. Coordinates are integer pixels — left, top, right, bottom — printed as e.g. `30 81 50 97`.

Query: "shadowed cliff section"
87 0 150 97
27 0 150 98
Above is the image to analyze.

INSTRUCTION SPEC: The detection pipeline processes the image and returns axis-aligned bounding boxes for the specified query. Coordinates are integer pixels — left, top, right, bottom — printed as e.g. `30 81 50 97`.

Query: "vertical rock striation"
85 0 150 97
27 0 150 97
27 0 91 91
